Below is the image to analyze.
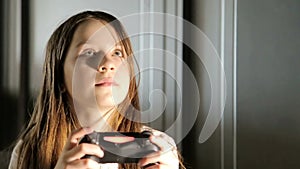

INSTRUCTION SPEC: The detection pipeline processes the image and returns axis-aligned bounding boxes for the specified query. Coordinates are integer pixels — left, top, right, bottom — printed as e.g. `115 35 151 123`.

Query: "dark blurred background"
1 0 300 169
0 0 30 150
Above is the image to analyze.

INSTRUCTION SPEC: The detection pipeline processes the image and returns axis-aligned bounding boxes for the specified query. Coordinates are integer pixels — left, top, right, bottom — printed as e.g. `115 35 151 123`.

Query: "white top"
8 140 22 169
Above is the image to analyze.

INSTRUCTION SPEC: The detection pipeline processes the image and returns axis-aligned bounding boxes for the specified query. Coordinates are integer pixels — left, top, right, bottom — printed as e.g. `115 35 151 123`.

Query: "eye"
81 49 96 56
113 49 124 57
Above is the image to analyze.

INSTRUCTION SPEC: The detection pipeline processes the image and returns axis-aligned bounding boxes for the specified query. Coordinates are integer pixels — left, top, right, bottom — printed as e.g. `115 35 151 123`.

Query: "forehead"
72 19 121 48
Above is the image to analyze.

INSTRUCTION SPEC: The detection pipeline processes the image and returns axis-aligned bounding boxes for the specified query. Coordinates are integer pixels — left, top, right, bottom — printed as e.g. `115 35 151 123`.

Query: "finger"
143 165 157 169
150 135 176 153
139 150 179 167
65 127 94 150
142 162 173 169
67 158 100 169
64 143 104 162
69 127 94 143
151 130 176 145
139 151 162 167
141 162 160 169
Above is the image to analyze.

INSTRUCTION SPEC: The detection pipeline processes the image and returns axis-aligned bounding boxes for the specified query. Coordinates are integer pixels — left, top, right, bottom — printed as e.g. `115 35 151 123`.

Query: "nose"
98 55 115 73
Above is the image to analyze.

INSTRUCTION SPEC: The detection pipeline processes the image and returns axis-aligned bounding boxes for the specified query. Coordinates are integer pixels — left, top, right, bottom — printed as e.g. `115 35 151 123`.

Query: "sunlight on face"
64 19 130 129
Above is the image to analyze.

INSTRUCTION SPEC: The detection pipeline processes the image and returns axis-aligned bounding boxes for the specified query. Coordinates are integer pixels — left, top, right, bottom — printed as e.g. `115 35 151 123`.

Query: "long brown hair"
17 11 141 169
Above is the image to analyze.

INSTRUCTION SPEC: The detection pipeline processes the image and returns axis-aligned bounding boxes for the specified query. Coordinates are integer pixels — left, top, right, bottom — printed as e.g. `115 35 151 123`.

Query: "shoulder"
8 140 23 169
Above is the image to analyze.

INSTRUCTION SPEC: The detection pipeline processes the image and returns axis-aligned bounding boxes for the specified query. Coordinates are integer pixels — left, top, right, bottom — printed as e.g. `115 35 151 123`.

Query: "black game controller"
79 131 160 163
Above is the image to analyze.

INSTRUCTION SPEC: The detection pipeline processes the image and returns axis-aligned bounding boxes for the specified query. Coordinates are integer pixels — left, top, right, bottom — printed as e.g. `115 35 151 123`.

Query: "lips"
95 77 118 87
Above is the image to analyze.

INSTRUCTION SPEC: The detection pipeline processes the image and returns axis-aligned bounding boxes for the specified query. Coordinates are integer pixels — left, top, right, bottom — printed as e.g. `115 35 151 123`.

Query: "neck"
74 102 116 131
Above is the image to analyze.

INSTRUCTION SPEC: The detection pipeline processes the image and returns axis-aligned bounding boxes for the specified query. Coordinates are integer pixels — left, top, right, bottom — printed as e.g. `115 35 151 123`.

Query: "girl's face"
64 19 130 123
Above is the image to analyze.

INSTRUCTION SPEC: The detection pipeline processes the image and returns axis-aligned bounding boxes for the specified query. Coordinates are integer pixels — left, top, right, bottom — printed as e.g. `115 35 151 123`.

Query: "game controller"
79 131 160 163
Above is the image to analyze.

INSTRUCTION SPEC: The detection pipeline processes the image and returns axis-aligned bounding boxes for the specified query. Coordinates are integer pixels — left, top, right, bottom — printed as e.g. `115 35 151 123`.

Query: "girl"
9 11 183 169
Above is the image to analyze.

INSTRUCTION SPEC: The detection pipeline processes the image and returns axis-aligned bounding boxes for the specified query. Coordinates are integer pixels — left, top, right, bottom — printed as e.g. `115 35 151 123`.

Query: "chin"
96 98 120 110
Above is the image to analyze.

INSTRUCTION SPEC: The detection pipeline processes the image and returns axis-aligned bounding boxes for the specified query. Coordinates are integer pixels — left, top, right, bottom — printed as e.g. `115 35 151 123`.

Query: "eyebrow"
75 40 90 48
75 40 123 49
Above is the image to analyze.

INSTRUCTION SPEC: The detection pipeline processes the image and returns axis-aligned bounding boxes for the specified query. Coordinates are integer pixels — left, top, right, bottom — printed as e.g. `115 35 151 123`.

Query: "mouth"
95 77 118 87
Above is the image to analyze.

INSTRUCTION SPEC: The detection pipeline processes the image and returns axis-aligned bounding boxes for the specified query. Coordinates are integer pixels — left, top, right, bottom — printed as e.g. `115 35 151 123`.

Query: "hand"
139 132 179 169
54 127 104 169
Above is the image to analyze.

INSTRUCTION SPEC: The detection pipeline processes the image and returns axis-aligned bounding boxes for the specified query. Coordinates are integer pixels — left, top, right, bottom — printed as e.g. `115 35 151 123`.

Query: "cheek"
64 63 74 96
72 58 97 100
112 62 131 103
65 56 97 106
118 67 130 87
119 62 131 89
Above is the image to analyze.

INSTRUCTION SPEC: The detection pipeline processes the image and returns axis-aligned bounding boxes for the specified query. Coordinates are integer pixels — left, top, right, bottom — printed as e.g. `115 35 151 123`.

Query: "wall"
237 0 300 168
182 0 300 169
